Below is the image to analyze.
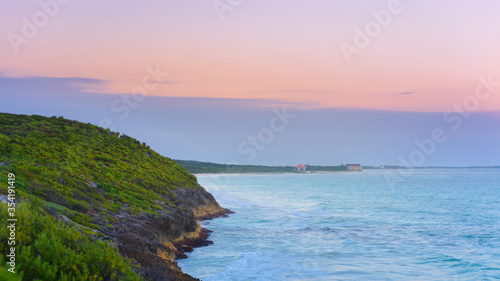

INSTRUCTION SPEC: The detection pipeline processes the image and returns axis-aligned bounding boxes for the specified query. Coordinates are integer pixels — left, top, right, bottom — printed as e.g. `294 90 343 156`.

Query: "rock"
98 187 231 281
0 195 9 204
196 208 235 220
87 180 98 188
175 252 188 259
172 187 234 219
179 245 194 252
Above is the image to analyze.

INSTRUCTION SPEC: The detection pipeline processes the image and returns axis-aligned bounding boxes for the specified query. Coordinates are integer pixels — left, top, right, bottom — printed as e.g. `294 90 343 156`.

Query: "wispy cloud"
397 92 415 96
1 75 499 166
0 75 107 95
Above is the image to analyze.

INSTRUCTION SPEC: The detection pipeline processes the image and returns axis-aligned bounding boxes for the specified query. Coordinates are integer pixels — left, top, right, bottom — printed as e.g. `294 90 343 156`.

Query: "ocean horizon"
179 169 500 281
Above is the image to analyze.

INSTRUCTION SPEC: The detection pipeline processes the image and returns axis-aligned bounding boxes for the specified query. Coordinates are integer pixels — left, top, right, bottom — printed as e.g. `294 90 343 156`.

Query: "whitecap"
293 211 311 218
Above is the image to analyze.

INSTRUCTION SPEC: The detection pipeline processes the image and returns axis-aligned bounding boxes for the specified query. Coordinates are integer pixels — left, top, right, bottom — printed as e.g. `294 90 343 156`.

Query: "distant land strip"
173 160 500 174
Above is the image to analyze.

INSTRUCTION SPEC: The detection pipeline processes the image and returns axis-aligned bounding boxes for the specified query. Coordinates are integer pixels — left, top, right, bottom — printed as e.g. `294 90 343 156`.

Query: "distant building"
346 164 362 171
296 164 306 172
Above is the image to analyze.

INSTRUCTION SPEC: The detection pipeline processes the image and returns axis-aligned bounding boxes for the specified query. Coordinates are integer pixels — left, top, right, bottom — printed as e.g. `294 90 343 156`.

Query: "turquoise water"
178 169 500 280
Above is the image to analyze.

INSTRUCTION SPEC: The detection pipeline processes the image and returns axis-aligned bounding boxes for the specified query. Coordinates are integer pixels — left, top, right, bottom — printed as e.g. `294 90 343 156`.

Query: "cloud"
0 75 315 114
397 92 415 96
1 75 499 166
0 75 107 95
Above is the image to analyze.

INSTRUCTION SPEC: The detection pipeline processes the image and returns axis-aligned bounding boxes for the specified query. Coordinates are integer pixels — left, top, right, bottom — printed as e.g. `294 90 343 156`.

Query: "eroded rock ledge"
100 187 232 281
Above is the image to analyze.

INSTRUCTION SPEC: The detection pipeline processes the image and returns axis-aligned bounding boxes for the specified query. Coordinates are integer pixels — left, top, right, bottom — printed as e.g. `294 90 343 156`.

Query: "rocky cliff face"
173 187 233 220
0 113 231 280
100 187 232 281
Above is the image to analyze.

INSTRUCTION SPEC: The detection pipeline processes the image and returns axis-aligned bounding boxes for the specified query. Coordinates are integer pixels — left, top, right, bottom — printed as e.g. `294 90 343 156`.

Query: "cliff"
0 113 231 280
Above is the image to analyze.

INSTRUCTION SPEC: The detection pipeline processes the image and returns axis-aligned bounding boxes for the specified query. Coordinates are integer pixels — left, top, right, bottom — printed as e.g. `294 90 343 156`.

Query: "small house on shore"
296 164 306 172
346 164 362 171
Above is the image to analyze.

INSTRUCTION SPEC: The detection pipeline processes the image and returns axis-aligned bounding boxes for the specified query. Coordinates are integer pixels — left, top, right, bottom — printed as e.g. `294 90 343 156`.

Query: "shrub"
0 203 141 281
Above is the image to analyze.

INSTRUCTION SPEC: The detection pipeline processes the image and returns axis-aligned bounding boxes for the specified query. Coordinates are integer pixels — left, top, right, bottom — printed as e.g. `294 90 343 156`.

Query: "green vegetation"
174 160 500 174
175 161 492 174
0 202 140 281
174 160 296 174
174 160 350 174
0 113 201 228
0 113 205 280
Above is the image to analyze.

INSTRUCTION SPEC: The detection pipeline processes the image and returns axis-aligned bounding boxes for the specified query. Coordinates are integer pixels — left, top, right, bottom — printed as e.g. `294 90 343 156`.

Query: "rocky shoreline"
0 113 232 280
99 187 232 281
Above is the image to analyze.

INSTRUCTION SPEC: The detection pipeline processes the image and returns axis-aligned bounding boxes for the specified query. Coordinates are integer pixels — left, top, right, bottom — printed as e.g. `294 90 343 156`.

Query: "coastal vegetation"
0 202 140 280
0 113 226 280
174 160 497 174
0 113 200 230
174 160 351 174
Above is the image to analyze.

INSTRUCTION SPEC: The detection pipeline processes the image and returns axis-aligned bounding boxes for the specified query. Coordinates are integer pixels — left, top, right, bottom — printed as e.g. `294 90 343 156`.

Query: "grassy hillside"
0 113 209 280
0 113 200 229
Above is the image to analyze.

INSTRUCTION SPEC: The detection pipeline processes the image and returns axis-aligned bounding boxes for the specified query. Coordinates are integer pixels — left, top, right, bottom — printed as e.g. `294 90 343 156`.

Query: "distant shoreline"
193 170 352 176
192 166 500 176
176 159 500 175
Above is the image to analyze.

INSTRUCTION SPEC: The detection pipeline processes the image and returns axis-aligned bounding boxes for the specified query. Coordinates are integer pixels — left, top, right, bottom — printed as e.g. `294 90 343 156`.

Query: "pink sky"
2 0 500 112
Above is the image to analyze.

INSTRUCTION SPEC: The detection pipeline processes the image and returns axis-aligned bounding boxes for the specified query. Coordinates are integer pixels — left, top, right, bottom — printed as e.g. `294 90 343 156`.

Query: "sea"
177 169 500 281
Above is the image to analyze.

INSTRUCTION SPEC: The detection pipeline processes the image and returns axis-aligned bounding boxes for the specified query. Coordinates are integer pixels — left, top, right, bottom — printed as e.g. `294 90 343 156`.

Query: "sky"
1 0 499 166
